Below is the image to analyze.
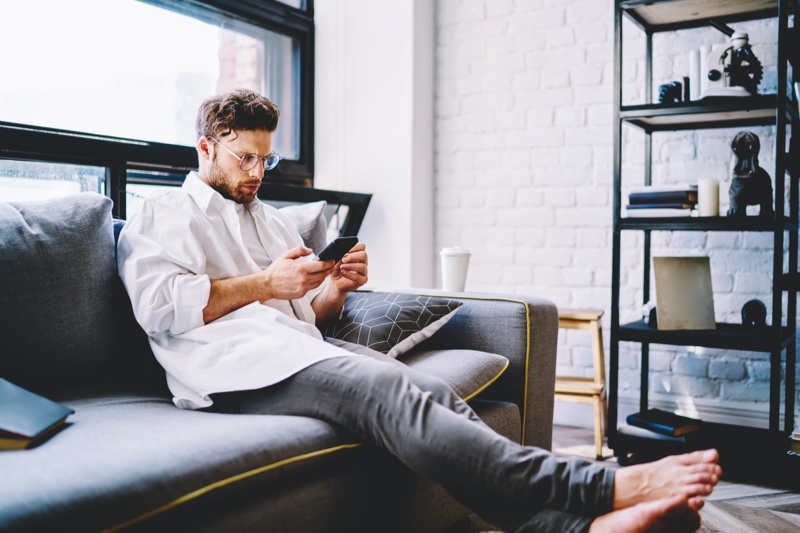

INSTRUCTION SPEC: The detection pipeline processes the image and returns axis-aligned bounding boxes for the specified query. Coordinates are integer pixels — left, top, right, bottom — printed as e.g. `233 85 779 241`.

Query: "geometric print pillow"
322 292 462 359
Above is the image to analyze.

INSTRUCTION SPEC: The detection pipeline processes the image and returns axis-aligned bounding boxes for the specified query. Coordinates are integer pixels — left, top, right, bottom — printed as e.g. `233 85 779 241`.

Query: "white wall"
316 0 796 431
434 0 794 430
315 0 435 289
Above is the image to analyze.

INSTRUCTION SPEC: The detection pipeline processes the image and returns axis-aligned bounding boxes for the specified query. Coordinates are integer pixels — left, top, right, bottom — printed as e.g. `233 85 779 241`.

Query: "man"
118 88 720 532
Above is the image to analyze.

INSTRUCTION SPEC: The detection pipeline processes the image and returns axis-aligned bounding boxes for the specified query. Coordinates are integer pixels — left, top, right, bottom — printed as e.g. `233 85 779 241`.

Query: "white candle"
698 179 719 216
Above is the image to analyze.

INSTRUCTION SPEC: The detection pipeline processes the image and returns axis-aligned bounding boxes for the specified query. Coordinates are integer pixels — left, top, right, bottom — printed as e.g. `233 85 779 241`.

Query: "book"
617 422 694 443
624 207 696 218
629 191 698 205
629 184 698 194
626 408 702 437
0 378 74 450
626 202 696 210
790 435 800 455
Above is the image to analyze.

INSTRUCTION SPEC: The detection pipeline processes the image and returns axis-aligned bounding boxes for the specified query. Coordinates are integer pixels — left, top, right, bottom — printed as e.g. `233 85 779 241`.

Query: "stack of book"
625 184 698 218
624 408 702 441
790 429 800 457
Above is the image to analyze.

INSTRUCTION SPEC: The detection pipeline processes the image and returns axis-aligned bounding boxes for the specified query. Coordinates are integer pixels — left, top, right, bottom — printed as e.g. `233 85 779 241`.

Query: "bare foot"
589 495 704 533
613 449 721 510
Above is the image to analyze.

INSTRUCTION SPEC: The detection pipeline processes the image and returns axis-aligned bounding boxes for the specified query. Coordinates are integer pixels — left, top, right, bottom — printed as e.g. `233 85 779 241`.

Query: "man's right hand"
203 246 336 324
261 246 336 300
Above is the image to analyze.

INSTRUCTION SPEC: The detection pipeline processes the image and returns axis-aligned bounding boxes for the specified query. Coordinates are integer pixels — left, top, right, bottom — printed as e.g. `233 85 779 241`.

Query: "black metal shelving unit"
610 0 799 478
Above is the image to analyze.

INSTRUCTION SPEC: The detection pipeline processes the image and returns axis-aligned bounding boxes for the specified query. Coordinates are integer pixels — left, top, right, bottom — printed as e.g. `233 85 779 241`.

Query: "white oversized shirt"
117 172 354 410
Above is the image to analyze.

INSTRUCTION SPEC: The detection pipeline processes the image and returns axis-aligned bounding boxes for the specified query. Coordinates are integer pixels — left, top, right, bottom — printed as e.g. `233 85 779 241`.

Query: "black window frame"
0 0 315 219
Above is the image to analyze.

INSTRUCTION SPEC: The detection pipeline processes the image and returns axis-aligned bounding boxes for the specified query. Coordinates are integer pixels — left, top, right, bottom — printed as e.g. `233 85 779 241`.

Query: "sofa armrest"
373 288 558 451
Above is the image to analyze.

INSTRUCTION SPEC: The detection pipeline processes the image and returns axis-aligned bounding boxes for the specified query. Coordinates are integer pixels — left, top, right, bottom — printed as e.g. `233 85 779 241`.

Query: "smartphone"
315 236 359 263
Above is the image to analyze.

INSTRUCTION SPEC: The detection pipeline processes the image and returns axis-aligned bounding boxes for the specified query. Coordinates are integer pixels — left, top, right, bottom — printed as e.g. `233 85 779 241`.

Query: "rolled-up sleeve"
117 200 211 336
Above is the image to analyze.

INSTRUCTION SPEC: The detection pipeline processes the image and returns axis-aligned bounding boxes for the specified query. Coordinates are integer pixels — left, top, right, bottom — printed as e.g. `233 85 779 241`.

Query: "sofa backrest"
0 193 125 394
0 191 347 396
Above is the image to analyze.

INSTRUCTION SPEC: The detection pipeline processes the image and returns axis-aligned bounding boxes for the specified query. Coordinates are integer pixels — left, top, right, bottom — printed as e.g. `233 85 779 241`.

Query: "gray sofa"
0 193 558 532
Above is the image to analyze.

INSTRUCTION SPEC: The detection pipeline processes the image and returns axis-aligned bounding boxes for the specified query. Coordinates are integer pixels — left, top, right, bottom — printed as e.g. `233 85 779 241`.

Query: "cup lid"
440 246 470 255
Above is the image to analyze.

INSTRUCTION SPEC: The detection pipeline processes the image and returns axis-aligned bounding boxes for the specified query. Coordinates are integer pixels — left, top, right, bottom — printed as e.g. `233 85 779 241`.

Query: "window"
0 0 314 214
0 160 105 202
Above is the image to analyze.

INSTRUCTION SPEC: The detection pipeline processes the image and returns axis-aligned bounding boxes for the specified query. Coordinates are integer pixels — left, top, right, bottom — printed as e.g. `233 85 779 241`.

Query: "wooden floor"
552 425 800 533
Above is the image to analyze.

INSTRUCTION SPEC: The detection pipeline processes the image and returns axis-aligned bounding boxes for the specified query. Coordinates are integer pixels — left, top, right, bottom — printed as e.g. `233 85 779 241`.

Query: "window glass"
0 160 105 202
275 0 304 8
125 169 185 218
0 0 299 158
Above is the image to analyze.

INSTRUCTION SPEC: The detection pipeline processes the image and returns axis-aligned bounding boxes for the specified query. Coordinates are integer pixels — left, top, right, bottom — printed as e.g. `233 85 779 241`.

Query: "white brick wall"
434 0 798 428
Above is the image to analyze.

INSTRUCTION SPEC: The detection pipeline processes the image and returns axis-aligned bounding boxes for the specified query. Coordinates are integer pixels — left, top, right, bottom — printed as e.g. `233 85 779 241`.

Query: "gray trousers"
210 345 615 532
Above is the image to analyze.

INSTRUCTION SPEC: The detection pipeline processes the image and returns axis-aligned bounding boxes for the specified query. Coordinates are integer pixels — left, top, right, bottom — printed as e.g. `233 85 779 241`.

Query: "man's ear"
197 136 213 162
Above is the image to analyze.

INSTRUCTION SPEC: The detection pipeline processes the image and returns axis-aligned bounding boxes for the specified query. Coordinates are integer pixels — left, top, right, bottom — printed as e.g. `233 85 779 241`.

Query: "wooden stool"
555 309 607 460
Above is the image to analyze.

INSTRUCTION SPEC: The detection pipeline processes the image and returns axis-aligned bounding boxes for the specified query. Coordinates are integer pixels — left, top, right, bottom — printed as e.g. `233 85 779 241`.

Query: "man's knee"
349 358 414 398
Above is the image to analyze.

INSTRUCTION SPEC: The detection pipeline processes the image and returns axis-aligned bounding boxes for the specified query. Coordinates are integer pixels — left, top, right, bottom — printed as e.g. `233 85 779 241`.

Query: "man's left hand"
329 243 368 293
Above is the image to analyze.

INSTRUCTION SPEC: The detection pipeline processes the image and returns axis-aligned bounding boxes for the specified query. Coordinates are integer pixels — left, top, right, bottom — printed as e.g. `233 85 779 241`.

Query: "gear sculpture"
728 42 763 94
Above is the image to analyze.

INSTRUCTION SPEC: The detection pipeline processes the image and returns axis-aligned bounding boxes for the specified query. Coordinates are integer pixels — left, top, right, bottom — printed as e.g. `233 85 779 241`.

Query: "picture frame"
653 256 716 330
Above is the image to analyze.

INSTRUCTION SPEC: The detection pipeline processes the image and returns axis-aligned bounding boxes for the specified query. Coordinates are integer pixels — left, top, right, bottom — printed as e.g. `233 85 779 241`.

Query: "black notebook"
629 190 698 205
626 408 701 437
0 378 74 450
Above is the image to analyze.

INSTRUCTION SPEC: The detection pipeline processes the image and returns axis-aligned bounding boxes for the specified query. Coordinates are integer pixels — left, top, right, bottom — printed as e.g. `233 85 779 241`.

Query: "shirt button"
232 220 238 226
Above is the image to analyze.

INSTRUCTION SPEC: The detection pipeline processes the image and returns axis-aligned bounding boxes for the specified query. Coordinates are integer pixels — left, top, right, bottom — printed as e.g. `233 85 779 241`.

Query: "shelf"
612 421 800 483
611 0 797 470
618 321 794 351
620 95 777 131
620 0 778 32
618 216 794 231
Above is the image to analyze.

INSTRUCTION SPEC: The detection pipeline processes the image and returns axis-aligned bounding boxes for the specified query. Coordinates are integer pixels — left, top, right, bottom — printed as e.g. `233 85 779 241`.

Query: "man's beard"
208 157 259 204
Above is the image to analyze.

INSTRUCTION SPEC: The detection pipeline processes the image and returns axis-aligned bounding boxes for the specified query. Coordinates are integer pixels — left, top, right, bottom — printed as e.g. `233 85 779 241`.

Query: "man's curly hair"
195 88 280 141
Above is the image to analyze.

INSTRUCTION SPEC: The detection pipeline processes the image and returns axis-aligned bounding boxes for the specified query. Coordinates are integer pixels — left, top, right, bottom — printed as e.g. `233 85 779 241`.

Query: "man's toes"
682 483 713 497
679 449 719 466
702 449 719 463
685 470 717 485
688 497 705 512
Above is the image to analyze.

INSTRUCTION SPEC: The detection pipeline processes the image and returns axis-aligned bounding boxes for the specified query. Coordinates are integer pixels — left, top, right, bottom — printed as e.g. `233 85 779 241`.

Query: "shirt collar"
182 171 262 214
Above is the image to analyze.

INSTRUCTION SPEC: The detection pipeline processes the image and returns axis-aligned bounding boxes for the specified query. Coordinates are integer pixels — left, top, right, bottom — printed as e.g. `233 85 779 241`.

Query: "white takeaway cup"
440 247 471 292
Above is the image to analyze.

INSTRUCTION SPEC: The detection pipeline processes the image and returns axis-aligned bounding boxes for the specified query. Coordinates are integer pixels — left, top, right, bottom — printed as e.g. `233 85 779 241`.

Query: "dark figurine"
727 131 774 218
741 299 767 329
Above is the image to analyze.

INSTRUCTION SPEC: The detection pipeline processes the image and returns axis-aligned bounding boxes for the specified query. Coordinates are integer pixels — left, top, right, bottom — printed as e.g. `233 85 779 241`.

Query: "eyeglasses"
208 137 281 171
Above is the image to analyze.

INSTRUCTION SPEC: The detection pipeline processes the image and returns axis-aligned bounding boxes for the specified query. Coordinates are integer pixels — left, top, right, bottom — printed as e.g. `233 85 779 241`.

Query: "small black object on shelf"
658 81 683 104
648 307 658 328
741 299 768 329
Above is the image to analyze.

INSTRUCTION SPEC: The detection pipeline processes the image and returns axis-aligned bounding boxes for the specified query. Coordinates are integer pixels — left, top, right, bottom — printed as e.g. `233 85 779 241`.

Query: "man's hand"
312 243 369 324
328 243 368 293
202 246 335 324
263 246 336 300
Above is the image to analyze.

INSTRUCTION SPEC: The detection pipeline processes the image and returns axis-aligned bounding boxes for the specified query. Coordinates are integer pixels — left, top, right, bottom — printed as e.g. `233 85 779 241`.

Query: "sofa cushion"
322 292 462 358
0 193 116 393
278 200 328 254
0 384 366 532
324 339 508 401
400 349 509 400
